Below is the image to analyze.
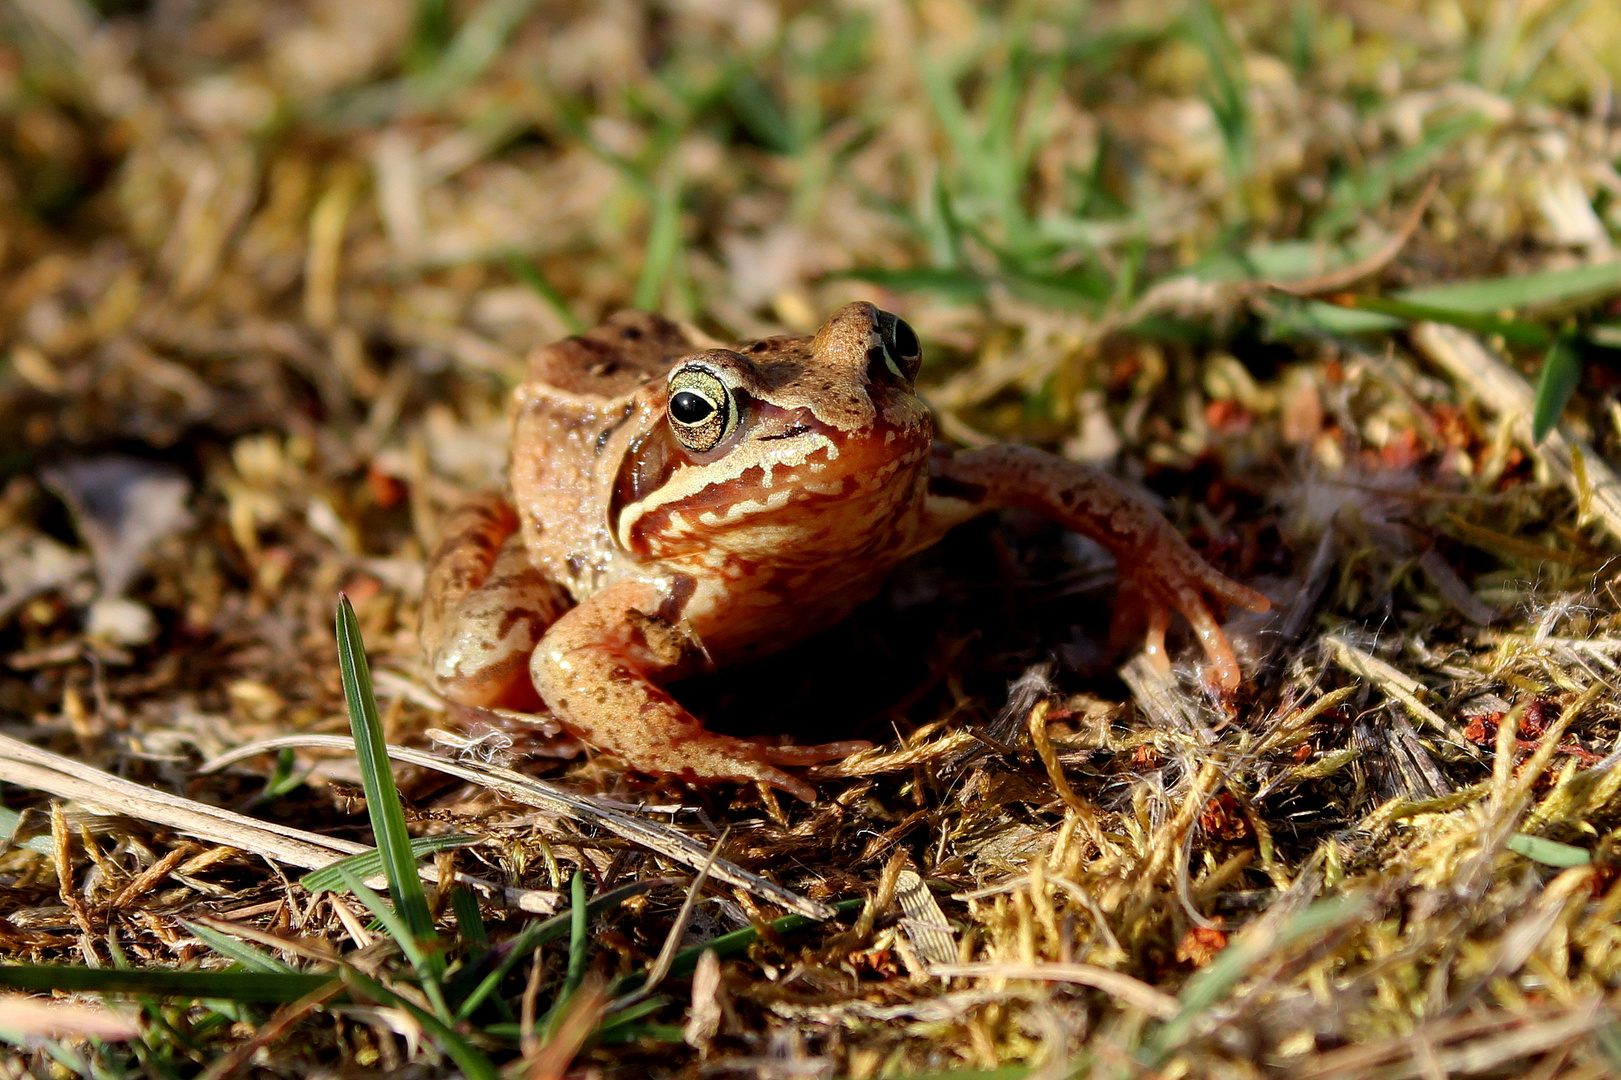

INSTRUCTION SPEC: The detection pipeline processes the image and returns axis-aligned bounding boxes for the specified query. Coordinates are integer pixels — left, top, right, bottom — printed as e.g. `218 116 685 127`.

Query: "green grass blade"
405 0 455 72
562 869 590 1002
334 865 451 1022
0 966 334 1002
634 170 684 312
833 266 987 303
919 57 986 195
612 896 862 997
1145 894 1365 1063
451 885 489 952
340 968 500 1080
592 1022 686 1045
725 70 795 155
1331 295 1552 345
504 251 585 334
1402 257 1621 315
1531 337 1582 443
408 0 539 104
1004 266 1112 312
300 834 476 894
334 866 430 968
450 878 671 1021
536 871 603 1039
334 595 442 983
1185 0 1249 176
261 747 306 800
1312 114 1482 239
1507 834 1591 867
180 921 298 975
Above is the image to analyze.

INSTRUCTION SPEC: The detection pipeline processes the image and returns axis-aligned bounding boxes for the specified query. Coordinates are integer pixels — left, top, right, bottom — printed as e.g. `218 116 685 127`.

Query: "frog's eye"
667 367 738 452
871 310 922 383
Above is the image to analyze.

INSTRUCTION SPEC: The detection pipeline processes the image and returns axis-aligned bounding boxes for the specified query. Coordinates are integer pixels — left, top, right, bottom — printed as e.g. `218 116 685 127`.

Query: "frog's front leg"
420 494 573 710
530 577 866 801
924 445 1270 690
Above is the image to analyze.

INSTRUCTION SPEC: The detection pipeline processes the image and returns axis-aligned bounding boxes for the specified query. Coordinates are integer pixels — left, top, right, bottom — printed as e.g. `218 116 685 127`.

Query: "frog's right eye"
667 367 738 452
870 309 923 384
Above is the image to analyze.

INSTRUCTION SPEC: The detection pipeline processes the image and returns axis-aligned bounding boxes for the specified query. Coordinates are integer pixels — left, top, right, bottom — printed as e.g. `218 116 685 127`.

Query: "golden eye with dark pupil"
667 367 736 452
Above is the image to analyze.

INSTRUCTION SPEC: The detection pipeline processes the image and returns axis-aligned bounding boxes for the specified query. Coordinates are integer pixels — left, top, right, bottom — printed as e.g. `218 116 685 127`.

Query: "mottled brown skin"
421 302 1269 800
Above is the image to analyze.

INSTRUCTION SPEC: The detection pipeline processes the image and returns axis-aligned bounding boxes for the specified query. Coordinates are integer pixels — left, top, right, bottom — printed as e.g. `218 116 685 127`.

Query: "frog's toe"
1164 580 1244 691
1201 566 1271 614
725 756 818 802
636 735 823 802
754 740 872 766
1139 604 1172 674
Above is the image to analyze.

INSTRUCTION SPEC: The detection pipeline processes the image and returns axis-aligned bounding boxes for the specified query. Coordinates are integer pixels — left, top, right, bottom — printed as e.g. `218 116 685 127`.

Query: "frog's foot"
623 734 827 802
627 738 871 801
531 578 845 802
1114 551 1270 691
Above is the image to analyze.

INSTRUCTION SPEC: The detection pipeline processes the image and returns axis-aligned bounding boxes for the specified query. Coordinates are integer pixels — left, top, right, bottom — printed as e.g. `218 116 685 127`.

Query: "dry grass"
4 0 1621 1077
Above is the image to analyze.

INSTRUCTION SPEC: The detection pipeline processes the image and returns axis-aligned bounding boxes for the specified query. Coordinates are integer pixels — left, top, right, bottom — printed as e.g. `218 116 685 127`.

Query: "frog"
419 302 1270 801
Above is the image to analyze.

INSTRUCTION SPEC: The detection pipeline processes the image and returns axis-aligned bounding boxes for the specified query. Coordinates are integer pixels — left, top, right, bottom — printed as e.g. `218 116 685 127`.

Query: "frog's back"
524 310 697 401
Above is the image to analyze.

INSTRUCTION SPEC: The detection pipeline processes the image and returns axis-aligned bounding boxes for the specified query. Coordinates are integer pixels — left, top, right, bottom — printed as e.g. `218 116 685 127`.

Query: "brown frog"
420 302 1269 800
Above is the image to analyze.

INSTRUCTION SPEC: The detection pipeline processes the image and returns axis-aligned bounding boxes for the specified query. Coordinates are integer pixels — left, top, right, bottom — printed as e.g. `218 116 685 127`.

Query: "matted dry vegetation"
4 0 1621 1076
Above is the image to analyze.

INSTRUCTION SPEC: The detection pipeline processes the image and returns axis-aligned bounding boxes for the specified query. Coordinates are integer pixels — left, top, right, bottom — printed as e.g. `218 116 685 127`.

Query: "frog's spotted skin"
421 302 1269 800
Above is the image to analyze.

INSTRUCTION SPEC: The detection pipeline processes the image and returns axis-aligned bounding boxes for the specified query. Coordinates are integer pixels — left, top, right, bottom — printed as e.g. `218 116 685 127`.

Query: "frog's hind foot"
633 734 827 803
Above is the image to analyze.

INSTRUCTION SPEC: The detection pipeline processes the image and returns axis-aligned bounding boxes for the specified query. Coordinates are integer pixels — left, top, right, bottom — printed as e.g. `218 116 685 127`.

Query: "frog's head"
613 302 935 560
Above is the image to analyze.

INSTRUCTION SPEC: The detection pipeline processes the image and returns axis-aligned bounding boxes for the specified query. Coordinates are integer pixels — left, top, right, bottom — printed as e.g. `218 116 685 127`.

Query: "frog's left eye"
871 310 922 383
667 367 738 452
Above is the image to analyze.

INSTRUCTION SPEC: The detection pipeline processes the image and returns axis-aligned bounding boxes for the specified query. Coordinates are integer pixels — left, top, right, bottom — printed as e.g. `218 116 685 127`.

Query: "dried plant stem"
0 733 556 912
1412 320 1621 544
202 734 832 918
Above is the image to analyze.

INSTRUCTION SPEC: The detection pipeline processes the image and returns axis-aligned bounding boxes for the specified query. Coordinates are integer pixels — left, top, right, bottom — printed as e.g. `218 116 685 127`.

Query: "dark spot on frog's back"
622 325 643 340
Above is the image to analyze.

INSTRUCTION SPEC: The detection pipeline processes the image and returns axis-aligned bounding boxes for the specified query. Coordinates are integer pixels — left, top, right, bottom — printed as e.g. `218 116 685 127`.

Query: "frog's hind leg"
420 494 573 711
923 445 1270 690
